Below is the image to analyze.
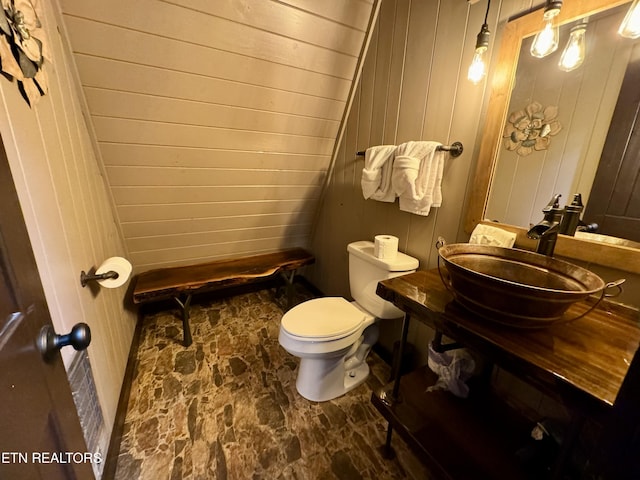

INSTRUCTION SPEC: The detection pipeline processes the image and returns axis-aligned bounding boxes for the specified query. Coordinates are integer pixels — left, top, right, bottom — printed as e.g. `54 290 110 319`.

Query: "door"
0 136 95 479
583 44 640 242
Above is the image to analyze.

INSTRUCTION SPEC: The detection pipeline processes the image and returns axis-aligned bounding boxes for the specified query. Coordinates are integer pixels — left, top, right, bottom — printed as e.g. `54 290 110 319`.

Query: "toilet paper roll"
95 257 132 288
374 235 399 259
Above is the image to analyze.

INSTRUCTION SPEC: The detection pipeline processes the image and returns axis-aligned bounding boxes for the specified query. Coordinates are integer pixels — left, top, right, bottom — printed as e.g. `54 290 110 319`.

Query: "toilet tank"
347 240 419 319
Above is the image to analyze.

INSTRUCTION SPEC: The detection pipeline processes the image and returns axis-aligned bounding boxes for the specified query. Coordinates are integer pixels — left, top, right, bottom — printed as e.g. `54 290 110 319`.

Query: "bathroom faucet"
527 194 563 256
559 193 584 235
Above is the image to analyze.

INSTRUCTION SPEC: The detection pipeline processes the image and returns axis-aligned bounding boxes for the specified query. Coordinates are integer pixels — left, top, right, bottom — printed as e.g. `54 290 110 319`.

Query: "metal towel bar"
356 141 463 158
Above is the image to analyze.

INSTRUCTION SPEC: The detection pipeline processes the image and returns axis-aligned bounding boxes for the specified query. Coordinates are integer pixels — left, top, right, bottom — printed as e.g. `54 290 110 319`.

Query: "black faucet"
527 194 563 256
559 193 584 235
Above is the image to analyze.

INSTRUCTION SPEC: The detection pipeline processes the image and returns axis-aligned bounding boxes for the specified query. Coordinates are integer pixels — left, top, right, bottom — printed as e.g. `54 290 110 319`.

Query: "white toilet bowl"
279 240 419 402
279 297 378 402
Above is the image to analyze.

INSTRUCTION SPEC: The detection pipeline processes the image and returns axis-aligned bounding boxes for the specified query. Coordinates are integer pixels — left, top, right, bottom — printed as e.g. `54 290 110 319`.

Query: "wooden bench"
132 248 315 347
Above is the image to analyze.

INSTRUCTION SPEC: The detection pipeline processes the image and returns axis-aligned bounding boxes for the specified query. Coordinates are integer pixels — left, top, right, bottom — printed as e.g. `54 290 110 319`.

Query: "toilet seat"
281 297 369 341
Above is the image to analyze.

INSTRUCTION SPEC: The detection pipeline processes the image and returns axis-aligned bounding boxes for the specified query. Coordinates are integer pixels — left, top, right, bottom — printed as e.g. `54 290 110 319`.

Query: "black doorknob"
37 323 91 360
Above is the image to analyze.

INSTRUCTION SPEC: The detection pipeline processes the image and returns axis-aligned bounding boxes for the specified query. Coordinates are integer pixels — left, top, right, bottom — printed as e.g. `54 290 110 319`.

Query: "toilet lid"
281 297 367 339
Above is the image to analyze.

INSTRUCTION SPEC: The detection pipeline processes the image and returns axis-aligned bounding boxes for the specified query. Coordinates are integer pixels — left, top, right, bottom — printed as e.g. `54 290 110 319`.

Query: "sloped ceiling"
59 0 375 272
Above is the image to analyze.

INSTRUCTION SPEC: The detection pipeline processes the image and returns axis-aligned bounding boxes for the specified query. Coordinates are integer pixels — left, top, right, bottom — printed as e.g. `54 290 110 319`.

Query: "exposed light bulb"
468 46 488 84
531 2 562 58
468 23 490 85
558 23 587 72
619 0 640 39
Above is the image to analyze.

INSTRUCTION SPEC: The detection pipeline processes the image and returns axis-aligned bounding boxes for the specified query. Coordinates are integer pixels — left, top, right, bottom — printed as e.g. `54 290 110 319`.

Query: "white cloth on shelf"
391 141 444 216
469 223 517 247
361 145 397 202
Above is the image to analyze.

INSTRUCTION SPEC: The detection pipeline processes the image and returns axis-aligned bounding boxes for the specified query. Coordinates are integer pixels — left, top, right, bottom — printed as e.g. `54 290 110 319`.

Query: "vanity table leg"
380 312 411 458
550 412 585 480
382 424 395 459
390 312 411 402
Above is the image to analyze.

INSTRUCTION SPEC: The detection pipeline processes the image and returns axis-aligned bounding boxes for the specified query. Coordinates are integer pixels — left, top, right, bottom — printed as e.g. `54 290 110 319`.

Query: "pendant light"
619 0 640 39
468 0 491 85
558 20 587 72
530 1 563 58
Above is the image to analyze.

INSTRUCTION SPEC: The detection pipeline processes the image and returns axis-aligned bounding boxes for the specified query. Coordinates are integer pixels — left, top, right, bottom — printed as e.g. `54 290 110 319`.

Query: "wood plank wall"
0 0 137 451
59 0 376 272
310 0 536 362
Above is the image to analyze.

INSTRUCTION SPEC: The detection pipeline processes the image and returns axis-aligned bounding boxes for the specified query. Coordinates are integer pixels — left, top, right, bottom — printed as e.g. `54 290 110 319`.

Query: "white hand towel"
392 141 444 216
361 145 397 202
469 224 517 247
431 150 445 208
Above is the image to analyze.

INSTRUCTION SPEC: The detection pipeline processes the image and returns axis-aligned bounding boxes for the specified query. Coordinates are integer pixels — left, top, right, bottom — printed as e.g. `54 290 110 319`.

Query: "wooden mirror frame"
465 0 640 274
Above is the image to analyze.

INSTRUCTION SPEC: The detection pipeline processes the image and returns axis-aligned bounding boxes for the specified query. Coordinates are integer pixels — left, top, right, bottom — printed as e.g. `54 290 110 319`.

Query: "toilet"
278 240 419 402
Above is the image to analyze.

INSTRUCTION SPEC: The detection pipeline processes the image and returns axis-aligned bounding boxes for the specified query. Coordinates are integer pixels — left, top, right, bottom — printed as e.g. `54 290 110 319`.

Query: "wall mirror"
466 0 640 274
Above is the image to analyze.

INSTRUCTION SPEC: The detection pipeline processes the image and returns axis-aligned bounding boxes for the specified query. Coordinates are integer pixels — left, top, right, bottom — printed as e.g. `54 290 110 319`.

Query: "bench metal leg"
174 294 193 347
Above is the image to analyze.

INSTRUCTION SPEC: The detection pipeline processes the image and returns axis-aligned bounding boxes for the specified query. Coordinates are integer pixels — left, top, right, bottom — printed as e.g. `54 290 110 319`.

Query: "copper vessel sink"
437 243 619 328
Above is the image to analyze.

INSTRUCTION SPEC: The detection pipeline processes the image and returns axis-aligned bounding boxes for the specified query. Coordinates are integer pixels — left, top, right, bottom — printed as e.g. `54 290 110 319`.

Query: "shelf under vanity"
373 269 640 479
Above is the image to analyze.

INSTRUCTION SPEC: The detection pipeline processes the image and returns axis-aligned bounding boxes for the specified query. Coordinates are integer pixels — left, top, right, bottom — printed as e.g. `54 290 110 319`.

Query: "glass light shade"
468 46 488 84
619 0 640 39
558 24 586 72
531 8 560 58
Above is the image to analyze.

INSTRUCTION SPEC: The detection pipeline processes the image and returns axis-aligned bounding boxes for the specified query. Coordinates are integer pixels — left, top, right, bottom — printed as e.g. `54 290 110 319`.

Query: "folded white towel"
431 149 445 208
469 224 517 247
391 141 444 216
361 145 397 202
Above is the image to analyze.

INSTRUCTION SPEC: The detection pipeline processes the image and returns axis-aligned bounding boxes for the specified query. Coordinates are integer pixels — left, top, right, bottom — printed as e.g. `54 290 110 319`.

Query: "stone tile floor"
113 285 431 480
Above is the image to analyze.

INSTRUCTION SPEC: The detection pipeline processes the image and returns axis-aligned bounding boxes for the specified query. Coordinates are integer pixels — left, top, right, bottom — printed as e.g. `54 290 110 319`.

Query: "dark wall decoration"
503 101 562 156
0 0 49 106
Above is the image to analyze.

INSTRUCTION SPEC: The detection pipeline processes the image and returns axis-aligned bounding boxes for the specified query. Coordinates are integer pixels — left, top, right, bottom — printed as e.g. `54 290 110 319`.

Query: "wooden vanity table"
373 269 640 479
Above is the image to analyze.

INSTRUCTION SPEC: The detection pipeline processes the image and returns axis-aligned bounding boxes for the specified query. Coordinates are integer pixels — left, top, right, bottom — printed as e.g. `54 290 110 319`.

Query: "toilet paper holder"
80 256 132 289
80 270 119 287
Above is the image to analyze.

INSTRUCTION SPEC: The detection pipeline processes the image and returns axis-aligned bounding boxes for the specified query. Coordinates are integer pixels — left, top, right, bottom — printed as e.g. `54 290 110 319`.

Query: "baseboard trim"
101 310 144 480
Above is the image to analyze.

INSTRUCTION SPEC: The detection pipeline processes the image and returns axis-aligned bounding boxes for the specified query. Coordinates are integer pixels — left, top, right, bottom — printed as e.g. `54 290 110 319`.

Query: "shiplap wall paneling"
131 236 312 268
0 0 137 454
165 0 370 52
309 0 539 364
61 2 360 83
121 211 315 238
112 186 321 206
99 144 333 171
84 89 340 139
73 55 347 119
60 0 376 271
278 0 374 29
117 199 315 222
92 118 334 154
53 0 137 429
406 0 495 269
